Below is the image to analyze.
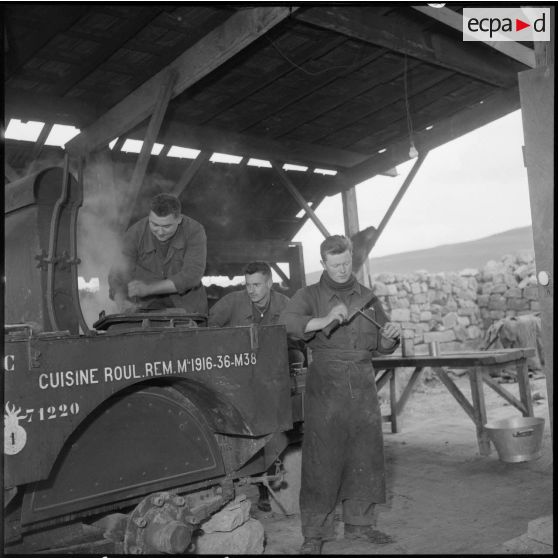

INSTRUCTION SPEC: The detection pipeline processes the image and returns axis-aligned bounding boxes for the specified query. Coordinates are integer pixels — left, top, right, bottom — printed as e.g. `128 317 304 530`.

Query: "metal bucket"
485 416 545 463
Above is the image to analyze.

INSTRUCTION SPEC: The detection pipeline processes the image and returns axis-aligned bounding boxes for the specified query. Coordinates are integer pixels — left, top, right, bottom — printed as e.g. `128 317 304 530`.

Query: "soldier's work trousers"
300 350 386 540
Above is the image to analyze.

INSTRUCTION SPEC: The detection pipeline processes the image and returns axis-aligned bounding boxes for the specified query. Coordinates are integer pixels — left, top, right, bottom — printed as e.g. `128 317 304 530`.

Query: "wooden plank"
482 375 528 415
135 119 368 169
121 70 177 228
369 152 427 254
341 186 367 284
372 349 535 369
235 43 387 135
194 29 349 127
270 263 291 288
51 8 164 96
433 367 478 425
4 6 91 77
288 244 306 290
295 6 522 87
5 89 103 127
515 359 534 417
65 7 298 156
469 366 491 455
389 369 398 433
346 85 521 184
396 367 424 416
171 151 210 197
271 161 331 238
30 123 53 162
375 368 392 391
412 6 536 68
297 63 454 146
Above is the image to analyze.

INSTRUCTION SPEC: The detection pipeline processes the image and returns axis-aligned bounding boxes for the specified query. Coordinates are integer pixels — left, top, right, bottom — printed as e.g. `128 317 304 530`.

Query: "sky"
293 109 533 274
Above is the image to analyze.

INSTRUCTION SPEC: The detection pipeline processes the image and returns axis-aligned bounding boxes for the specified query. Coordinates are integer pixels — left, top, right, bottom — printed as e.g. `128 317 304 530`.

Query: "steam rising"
76 157 178 327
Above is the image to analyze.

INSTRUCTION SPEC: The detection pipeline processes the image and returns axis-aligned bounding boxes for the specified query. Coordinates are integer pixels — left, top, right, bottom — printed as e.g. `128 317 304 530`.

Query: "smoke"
77 156 129 327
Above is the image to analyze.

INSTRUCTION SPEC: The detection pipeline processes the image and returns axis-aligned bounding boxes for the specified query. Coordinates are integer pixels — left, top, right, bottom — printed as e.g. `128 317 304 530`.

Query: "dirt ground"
244 373 553 555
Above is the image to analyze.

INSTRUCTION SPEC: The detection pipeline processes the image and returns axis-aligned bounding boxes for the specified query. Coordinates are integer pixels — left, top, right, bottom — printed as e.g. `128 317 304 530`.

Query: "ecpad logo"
463 8 550 42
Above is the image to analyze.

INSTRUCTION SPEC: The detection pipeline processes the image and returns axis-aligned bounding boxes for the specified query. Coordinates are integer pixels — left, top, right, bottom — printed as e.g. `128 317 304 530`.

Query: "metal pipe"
45 155 71 331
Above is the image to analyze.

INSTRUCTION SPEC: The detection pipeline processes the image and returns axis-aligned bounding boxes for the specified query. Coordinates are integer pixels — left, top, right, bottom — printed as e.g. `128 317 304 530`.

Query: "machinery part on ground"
124 492 194 554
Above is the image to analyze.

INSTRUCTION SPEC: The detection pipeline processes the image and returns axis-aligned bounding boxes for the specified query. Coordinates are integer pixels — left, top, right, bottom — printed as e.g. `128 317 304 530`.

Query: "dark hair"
320 235 353 261
150 193 181 217
243 261 272 278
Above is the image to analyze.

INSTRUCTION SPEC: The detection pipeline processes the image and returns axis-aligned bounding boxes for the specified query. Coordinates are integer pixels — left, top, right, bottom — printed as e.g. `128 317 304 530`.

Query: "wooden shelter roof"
4 4 530 247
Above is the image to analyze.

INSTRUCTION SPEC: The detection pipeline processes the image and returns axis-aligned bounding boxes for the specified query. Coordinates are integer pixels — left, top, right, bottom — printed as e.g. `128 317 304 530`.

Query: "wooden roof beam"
345 85 520 185
148 120 368 169
412 6 536 68
5 89 103 127
294 6 524 88
65 6 298 157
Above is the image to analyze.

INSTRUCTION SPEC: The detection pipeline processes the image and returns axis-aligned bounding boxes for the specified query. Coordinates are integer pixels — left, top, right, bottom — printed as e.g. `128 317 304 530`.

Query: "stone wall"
371 251 538 354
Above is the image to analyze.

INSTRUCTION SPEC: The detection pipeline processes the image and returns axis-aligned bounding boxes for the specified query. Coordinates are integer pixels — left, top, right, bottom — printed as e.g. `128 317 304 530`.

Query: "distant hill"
306 226 534 283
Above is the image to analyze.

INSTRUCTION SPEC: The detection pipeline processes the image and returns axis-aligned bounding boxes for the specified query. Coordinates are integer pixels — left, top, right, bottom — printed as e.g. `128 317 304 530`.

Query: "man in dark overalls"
281 235 400 554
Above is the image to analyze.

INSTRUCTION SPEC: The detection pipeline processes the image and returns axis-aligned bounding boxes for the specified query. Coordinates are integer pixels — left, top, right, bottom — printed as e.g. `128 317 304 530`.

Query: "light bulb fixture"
409 141 418 159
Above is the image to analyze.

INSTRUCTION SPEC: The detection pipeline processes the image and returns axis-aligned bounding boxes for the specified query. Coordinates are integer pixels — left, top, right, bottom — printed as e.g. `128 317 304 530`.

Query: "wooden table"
372 348 536 456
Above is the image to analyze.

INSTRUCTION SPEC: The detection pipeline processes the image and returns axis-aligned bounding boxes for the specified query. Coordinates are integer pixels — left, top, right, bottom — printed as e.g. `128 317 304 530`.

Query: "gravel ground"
246 374 552 554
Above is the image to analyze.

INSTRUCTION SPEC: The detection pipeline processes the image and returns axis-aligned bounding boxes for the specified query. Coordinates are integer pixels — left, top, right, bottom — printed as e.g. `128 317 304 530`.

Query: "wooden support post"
341 185 366 284
372 151 428 252
519 29 554 436
30 122 53 162
375 369 392 392
270 263 291 288
482 375 528 415
433 367 478 424
389 369 398 433
271 161 331 238
122 70 177 228
171 151 210 197
288 243 306 290
515 357 534 417
396 367 424 417
469 366 491 456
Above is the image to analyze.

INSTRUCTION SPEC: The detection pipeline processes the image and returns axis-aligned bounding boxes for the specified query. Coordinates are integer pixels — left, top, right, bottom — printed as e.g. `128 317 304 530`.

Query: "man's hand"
128 280 150 298
380 321 400 340
327 303 349 325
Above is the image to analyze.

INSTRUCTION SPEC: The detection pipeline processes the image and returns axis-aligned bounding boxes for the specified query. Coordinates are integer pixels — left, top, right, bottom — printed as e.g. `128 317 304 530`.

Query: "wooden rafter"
146 120 368 169
295 6 523 87
271 161 331 238
4 6 91 78
412 6 536 68
65 6 299 157
171 152 211 197
51 7 165 96
121 70 178 228
5 89 102 127
345 85 520 184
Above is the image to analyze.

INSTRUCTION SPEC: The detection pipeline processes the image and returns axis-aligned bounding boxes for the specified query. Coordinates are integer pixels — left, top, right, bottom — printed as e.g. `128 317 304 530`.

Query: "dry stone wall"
371 251 538 354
